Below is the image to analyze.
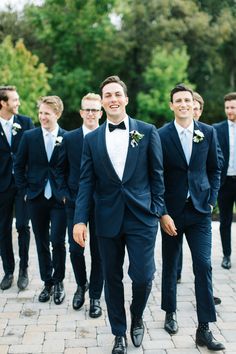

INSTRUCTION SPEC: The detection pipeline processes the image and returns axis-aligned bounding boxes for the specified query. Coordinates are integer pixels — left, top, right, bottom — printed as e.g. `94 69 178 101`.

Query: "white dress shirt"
42 125 59 153
174 120 194 160
82 124 98 137
105 115 129 180
227 120 236 176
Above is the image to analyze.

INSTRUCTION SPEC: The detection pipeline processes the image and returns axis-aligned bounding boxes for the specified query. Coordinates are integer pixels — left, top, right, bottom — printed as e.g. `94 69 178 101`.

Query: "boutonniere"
55 136 63 146
193 129 204 143
130 130 144 147
12 122 22 136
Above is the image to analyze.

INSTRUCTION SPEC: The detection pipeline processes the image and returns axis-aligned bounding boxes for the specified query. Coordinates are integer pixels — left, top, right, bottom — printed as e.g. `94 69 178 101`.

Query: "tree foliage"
137 46 193 126
0 0 235 127
0 36 51 122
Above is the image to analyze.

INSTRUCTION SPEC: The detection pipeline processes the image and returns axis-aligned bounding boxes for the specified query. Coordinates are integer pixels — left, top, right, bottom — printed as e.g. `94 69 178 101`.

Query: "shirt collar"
0 116 14 126
228 120 236 128
174 119 194 135
82 124 98 136
42 124 59 138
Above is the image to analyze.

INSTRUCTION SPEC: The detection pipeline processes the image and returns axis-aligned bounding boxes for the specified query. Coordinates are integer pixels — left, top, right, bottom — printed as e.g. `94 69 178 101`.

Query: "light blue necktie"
44 133 54 199
5 121 12 146
181 129 191 164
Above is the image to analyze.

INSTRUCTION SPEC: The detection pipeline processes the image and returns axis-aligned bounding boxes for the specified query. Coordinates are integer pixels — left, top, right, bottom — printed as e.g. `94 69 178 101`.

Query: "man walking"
73 76 164 354
0 86 34 291
14 96 67 304
214 92 236 270
56 93 104 316
158 84 224 350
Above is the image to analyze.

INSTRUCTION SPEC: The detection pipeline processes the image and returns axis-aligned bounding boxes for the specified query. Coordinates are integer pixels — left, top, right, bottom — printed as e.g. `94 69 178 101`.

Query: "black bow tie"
108 121 126 132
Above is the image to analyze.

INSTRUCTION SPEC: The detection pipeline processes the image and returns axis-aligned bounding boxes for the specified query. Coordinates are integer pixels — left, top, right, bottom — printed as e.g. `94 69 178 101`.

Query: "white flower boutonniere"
193 129 204 143
130 130 144 147
12 122 22 136
55 136 63 146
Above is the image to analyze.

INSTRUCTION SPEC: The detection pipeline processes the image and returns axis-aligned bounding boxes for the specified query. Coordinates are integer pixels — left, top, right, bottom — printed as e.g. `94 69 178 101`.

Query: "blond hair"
37 96 64 117
81 93 101 109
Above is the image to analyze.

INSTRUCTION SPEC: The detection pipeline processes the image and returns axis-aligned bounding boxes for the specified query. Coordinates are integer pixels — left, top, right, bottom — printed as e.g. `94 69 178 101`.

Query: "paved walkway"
0 221 235 354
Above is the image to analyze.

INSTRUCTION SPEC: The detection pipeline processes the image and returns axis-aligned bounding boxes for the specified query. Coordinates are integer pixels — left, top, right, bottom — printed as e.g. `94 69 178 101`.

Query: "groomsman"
158 84 224 350
213 92 236 270
73 76 165 354
14 96 67 304
0 86 34 291
56 93 104 316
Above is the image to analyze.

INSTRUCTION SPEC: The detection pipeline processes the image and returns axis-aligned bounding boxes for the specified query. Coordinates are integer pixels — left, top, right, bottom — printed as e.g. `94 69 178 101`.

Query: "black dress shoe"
0 274 13 290
213 296 221 305
38 285 53 302
53 282 65 305
89 299 102 318
196 329 225 350
17 269 29 290
130 309 144 347
164 312 178 335
72 281 89 310
221 256 231 269
112 336 127 354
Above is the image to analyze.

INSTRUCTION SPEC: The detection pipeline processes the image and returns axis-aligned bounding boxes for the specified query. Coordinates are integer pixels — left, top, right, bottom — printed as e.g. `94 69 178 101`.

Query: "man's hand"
73 223 87 247
160 214 178 236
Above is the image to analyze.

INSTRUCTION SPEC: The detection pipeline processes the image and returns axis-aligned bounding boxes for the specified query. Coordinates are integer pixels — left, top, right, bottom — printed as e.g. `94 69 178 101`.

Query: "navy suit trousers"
98 208 158 336
161 200 216 323
0 185 30 275
27 194 66 286
66 204 103 299
218 176 236 257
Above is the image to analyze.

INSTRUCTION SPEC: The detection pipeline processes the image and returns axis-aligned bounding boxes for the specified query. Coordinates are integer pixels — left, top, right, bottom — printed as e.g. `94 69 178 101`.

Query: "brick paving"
0 221 235 354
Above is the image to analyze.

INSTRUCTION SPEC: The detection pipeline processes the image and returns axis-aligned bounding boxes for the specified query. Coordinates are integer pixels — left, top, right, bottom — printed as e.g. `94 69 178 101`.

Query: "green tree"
137 46 193 126
24 0 125 128
0 36 51 122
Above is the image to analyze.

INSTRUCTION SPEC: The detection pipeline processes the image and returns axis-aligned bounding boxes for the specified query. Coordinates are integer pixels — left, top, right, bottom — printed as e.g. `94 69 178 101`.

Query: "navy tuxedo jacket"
14 126 67 202
56 127 84 202
158 120 221 218
213 120 229 185
0 114 34 192
74 117 165 237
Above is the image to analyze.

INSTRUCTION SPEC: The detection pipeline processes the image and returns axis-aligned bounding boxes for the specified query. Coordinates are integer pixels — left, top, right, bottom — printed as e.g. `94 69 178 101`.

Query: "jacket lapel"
122 117 140 183
50 127 65 163
168 121 188 165
97 122 120 182
11 115 21 149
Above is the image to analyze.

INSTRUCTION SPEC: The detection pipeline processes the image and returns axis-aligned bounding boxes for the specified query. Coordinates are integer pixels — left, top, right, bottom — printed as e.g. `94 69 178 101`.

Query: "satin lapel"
0 122 10 149
122 118 139 183
11 116 21 149
97 122 120 182
168 121 187 164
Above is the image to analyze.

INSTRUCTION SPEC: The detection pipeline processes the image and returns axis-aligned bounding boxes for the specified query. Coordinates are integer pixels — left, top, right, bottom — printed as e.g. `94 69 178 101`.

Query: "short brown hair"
0 85 17 109
193 91 204 111
37 95 64 117
170 83 193 102
224 92 236 102
81 93 101 109
100 75 128 96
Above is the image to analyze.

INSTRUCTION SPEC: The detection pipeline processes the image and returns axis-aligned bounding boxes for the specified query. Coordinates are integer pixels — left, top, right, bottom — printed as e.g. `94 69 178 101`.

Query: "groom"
73 76 165 354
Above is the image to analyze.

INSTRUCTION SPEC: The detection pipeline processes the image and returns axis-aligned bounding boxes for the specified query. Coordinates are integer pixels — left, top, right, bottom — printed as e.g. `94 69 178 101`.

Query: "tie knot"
108 121 126 132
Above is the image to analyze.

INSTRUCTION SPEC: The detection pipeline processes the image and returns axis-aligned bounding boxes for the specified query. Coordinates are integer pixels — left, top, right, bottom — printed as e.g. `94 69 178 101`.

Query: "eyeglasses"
81 109 101 113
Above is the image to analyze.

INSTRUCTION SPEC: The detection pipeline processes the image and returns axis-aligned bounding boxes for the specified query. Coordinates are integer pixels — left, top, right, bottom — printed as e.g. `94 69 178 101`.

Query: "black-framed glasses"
81 108 101 113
